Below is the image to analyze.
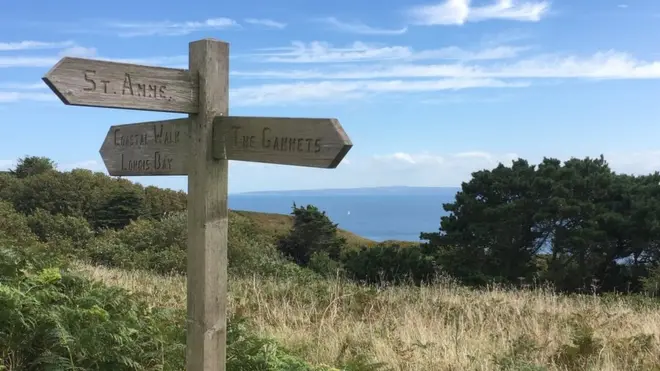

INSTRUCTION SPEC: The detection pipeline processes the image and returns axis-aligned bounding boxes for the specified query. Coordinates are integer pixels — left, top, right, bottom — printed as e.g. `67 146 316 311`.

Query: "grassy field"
75 262 660 371
73 209 660 370
12 203 655 370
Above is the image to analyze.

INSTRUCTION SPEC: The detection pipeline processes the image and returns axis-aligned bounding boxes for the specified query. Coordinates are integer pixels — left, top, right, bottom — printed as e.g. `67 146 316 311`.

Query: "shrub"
308 251 344 278
87 233 144 271
0 201 38 247
342 243 438 285
641 265 660 296
0 173 20 204
142 185 187 220
26 208 94 250
86 211 311 278
92 185 146 230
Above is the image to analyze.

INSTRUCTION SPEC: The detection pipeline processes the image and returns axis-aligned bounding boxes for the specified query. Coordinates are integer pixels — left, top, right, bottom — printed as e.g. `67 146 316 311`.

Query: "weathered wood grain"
186 39 229 371
98 118 190 176
43 57 198 113
213 116 352 168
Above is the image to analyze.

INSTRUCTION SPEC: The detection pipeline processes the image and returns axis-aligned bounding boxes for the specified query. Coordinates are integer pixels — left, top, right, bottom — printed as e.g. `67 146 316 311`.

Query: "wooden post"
186 38 229 371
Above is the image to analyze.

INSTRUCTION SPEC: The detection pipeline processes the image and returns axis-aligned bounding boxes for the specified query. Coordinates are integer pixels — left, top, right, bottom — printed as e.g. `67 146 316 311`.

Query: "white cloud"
421 93 513 104
2 36 660 108
0 56 60 68
0 92 57 102
318 17 408 35
58 46 98 58
245 41 526 63
605 151 660 175
0 159 14 171
0 52 188 68
480 30 532 46
222 149 660 192
105 18 239 37
222 150 525 191
102 55 189 67
0 82 47 90
409 0 550 26
230 78 526 106
233 50 660 81
59 160 105 172
244 18 287 29
0 40 75 51
0 42 99 68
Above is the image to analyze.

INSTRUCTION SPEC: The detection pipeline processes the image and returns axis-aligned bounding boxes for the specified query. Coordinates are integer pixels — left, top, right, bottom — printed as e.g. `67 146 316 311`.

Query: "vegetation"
422 156 660 294
2 154 660 370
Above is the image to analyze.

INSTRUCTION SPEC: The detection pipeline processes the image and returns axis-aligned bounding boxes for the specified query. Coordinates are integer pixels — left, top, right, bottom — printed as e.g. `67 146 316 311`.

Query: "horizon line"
229 185 461 195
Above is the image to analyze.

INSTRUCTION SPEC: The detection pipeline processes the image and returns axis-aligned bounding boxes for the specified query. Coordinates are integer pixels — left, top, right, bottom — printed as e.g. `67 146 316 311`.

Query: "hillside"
232 209 373 246
234 186 461 197
232 209 418 248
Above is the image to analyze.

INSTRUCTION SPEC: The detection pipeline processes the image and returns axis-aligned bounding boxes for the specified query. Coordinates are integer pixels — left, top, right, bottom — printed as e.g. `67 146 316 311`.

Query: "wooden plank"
98 118 190 176
186 39 228 371
212 116 352 168
42 57 198 113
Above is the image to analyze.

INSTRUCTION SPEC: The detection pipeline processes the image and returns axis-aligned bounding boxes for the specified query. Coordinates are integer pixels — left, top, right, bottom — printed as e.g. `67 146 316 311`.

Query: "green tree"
93 185 146 230
10 155 56 178
143 185 187 219
422 158 544 284
421 155 660 292
11 170 86 217
277 204 346 266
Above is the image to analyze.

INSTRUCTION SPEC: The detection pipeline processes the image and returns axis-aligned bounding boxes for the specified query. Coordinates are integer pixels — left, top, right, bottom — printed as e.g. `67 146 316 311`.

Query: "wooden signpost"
43 38 352 371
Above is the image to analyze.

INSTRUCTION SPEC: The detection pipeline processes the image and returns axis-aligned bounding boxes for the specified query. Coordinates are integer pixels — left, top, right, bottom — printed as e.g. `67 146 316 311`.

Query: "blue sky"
1 0 659 193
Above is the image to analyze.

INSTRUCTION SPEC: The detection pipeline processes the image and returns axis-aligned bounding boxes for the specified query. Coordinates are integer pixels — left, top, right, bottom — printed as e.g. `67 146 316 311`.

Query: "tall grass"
75 263 660 371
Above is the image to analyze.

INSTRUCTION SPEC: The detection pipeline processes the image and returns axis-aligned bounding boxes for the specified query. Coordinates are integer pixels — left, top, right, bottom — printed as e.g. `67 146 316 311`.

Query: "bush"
87 214 187 275
641 265 660 295
308 251 344 278
143 185 187 220
343 243 438 285
26 208 94 251
86 211 311 278
0 201 38 247
0 173 20 204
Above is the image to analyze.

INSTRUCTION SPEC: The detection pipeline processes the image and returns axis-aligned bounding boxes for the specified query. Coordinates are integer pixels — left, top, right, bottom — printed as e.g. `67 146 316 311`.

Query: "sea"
227 187 459 242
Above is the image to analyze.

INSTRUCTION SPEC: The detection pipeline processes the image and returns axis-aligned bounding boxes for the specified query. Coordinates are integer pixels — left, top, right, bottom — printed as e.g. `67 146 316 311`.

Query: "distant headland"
231 186 461 197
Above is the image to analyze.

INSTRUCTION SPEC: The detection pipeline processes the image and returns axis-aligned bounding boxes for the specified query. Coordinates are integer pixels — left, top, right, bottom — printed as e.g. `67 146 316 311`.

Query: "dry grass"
74 262 660 371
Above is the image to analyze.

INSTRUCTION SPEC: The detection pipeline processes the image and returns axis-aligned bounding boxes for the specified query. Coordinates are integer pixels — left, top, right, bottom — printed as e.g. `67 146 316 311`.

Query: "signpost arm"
187 38 229 371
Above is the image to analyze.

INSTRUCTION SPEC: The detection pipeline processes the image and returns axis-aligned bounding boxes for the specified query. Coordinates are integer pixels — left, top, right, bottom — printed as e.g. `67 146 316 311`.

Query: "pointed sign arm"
42 57 198 113
212 116 352 169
